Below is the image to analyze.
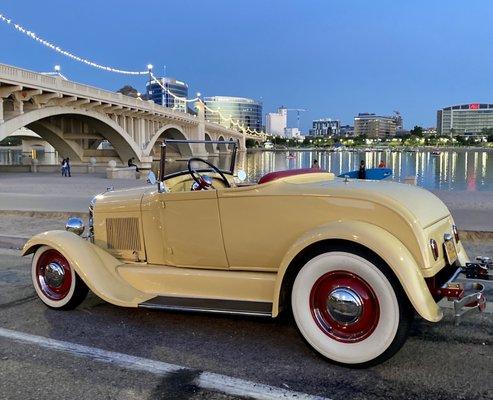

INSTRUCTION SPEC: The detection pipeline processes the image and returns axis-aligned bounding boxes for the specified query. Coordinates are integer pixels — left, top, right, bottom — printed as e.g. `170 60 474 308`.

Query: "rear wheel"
32 245 88 310
291 250 413 367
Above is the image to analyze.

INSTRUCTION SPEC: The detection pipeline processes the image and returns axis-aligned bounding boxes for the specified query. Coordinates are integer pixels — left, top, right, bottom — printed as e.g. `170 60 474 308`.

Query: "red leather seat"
258 168 319 184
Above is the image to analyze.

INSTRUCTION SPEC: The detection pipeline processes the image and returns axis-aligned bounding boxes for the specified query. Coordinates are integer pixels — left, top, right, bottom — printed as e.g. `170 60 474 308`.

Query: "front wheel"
31 245 89 310
291 251 413 367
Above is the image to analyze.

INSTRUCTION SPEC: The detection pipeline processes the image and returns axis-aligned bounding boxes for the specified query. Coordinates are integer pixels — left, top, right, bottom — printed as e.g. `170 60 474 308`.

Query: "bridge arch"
145 124 192 158
217 135 227 152
0 107 142 164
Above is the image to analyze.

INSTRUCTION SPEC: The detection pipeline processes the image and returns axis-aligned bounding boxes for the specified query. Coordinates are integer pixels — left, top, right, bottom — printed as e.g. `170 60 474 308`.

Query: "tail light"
430 239 439 261
452 225 460 243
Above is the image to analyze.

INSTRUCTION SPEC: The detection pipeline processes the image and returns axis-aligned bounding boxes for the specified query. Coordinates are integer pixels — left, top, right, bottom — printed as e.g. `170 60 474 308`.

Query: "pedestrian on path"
61 158 67 177
66 157 71 177
358 160 366 179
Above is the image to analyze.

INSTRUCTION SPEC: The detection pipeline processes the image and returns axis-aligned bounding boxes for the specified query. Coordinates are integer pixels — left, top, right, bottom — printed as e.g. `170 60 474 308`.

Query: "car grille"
106 217 141 251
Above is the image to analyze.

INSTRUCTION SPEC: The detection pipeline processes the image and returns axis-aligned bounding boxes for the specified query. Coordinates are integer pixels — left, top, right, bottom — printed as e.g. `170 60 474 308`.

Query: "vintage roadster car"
23 140 489 367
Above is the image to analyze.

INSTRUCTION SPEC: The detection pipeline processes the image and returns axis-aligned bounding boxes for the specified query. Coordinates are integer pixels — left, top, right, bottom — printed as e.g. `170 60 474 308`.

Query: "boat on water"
338 167 392 180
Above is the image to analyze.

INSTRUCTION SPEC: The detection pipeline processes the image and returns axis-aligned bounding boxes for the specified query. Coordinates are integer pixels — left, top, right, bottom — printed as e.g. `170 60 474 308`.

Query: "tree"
117 85 139 98
409 125 424 137
488 134 493 143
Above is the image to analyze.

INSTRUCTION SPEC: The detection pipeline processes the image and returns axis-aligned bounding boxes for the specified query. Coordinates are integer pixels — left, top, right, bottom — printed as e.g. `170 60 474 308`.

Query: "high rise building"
204 96 263 131
146 77 189 112
437 103 493 136
309 119 340 136
266 107 288 136
354 113 397 138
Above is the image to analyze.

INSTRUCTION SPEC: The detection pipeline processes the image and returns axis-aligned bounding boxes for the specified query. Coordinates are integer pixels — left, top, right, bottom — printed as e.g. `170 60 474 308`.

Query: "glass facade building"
309 119 341 136
204 96 263 131
437 104 493 136
146 77 188 112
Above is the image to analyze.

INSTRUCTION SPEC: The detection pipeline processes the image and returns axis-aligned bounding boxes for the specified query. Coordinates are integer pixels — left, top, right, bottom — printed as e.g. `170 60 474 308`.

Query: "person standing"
128 157 139 172
61 158 67 177
312 159 320 170
378 160 386 168
358 160 366 179
66 157 71 177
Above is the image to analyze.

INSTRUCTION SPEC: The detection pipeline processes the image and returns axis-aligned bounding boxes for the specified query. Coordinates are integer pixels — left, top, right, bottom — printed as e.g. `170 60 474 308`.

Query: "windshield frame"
158 139 238 181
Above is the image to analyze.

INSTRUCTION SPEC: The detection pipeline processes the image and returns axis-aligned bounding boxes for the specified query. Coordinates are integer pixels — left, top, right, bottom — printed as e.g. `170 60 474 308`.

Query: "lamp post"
146 64 153 99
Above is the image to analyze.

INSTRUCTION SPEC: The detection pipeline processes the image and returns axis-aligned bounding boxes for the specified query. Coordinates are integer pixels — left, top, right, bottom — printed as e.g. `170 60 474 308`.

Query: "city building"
309 119 340 136
146 77 189 112
204 96 263 131
266 107 287 136
354 113 398 138
284 127 303 139
437 103 493 136
339 125 355 137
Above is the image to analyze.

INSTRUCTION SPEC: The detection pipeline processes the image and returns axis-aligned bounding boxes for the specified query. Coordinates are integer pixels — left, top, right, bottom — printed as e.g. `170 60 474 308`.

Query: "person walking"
358 160 366 179
312 159 320 170
66 157 71 177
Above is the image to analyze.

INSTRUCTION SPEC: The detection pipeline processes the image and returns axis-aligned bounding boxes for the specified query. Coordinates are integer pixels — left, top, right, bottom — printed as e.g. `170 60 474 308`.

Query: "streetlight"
146 64 153 98
54 65 61 72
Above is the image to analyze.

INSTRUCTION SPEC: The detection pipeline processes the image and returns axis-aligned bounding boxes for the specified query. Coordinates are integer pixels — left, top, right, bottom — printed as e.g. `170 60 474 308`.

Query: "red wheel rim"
35 249 72 301
310 270 380 343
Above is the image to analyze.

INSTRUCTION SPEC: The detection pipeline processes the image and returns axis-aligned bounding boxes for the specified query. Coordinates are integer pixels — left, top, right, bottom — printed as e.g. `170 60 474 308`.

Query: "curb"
0 235 28 250
0 210 88 219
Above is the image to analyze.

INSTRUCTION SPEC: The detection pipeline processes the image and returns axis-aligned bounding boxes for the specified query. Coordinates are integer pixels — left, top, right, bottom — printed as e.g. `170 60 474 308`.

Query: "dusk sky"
1 0 492 131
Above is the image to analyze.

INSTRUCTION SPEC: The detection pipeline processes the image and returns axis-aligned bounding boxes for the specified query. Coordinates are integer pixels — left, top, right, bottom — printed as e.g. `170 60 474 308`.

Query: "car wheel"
31 245 89 310
291 250 413 367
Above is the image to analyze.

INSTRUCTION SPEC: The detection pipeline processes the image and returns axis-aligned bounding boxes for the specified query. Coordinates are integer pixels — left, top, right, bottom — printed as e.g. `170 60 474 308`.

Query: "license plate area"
444 237 458 265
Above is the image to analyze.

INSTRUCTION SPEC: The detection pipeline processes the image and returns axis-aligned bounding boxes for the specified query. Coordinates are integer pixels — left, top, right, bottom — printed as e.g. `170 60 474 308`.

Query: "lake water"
242 149 493 192
1 148 492 191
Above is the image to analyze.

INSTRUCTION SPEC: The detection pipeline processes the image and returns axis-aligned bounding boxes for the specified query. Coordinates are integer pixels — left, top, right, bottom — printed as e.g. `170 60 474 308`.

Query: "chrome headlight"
65 217 85 236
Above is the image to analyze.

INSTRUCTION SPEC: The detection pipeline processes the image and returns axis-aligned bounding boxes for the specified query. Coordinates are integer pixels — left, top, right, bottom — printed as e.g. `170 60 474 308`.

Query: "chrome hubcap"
326 288 363 325
44 262 65 288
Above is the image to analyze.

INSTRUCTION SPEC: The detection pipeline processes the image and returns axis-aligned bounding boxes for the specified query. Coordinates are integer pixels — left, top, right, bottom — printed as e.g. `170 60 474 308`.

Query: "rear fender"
22 230 152 307
273 220 443 322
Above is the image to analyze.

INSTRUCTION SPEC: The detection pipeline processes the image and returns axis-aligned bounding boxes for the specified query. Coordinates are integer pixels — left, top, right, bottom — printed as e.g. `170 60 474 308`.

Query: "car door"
159 189 229 269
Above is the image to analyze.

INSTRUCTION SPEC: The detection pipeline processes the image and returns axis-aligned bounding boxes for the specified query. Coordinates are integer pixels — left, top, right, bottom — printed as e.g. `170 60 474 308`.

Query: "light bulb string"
0 12 147 75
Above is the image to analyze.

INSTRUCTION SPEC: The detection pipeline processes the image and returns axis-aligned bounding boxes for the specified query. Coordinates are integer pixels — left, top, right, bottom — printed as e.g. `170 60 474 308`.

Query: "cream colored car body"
23 172 467 322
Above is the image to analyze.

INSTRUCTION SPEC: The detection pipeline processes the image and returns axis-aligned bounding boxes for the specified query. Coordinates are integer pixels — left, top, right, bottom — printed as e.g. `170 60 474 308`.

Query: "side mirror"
237 170 247 182
147 171 157 185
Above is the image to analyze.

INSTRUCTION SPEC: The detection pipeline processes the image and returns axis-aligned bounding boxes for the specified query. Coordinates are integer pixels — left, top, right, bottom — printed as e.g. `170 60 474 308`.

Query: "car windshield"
158 139 238 179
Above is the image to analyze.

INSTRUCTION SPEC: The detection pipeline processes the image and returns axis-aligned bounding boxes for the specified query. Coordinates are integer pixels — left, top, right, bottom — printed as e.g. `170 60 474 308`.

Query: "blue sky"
0 0 492 131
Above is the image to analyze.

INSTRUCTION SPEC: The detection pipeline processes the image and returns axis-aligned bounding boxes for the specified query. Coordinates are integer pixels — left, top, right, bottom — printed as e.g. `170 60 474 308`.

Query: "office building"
340 125 355 137
204 96 263 131
309 119 340 136
266 107 287 136
437 103 493 136
354 113 397 138
146 77 188 112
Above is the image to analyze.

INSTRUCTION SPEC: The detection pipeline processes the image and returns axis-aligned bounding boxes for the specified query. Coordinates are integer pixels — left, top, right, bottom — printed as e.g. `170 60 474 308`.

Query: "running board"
138 296 272 317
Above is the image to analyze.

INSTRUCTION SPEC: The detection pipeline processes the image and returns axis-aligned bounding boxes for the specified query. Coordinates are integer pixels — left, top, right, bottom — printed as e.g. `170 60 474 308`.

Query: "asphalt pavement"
0 248 491 400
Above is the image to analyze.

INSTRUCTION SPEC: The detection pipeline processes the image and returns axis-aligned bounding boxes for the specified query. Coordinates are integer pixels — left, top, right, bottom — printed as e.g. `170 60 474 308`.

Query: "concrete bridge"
0 63 264 169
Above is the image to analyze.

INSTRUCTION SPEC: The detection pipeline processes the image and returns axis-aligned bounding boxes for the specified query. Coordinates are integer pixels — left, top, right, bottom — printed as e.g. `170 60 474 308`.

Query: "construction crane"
284 108 307 130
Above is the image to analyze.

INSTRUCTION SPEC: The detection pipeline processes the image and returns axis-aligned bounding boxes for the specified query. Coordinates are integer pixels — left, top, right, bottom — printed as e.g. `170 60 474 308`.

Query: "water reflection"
243 149 492 191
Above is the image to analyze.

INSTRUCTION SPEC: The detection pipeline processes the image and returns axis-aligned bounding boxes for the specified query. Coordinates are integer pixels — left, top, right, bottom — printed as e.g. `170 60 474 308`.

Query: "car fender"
22 230 153 307
273 220 442 322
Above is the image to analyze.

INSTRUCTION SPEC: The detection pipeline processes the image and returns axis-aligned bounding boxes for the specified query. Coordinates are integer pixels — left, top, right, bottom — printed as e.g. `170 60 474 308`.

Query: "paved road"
0 248 491 400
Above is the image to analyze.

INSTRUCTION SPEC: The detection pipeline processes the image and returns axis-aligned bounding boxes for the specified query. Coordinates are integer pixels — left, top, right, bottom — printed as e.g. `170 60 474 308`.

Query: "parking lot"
0 247 491 400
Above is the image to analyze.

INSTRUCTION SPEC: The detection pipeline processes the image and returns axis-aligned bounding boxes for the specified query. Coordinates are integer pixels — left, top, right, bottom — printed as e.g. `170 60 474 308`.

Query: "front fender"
23 230 153 307
273 220 442 322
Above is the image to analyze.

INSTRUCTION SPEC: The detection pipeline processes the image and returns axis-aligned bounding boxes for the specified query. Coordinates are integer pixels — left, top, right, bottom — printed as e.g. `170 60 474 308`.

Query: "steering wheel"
187 157 231 190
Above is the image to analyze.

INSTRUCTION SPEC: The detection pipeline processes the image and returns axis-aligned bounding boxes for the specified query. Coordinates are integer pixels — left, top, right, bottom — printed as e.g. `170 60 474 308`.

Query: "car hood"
270 174 450 228
93 186 153 213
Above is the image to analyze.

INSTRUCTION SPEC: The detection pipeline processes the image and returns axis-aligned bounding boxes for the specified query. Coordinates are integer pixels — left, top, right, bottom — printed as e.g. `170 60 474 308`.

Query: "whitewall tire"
291 251 412 367
32 245 88 310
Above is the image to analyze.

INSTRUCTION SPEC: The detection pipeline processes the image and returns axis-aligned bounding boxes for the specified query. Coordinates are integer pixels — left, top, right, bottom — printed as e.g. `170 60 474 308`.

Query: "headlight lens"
65 217 85 236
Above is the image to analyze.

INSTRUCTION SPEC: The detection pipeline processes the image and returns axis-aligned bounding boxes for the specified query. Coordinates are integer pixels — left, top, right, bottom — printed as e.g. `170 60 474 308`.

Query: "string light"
0 12 147 75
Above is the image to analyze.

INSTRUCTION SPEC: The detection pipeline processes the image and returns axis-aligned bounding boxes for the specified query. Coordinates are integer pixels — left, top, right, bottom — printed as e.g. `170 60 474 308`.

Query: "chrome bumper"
435 257 490 324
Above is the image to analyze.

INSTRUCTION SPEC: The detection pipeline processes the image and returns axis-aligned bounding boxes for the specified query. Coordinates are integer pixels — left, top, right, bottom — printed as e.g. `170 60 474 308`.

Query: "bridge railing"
0 63 197 121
